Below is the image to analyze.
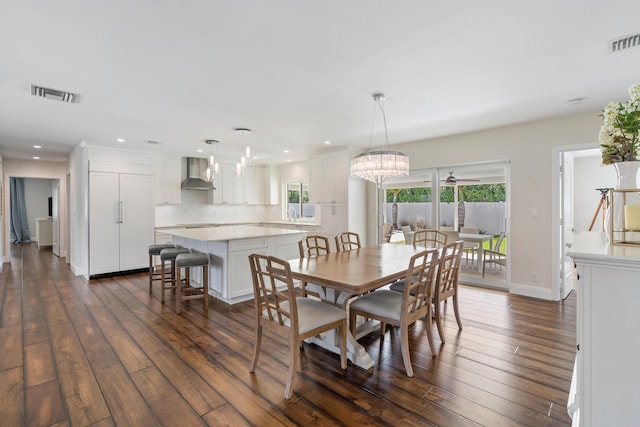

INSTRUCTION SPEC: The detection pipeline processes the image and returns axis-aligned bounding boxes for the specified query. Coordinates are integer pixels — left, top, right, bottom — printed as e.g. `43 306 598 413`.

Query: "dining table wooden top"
287 243 425 295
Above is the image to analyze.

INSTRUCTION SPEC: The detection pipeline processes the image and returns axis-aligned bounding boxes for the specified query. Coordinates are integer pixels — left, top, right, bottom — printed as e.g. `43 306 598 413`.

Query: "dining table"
287 243 425 369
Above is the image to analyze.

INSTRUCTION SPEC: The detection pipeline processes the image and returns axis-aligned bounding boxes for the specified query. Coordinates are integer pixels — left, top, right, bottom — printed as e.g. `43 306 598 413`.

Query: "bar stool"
159 247 190 303
174 252 209 314
148 244 175 294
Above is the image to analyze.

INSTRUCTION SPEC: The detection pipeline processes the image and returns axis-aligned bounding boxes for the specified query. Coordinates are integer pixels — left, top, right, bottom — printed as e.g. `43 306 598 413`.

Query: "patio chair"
482 232 506 277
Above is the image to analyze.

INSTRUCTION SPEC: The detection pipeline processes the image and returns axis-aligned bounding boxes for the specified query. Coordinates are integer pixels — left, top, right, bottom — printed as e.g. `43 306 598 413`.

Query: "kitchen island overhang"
159 225 308 305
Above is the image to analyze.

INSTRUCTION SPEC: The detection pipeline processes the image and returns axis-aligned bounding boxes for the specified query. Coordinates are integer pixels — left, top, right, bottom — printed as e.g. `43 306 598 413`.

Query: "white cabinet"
319 204 348 244
89 172 154 276
568 232 640 426
308 148 366 244
309 150 349 204
155 156 181 204
213 164 265 205
36 218 53 247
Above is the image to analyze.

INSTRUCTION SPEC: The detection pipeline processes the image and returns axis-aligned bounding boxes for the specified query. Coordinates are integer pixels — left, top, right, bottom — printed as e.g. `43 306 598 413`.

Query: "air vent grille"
609 32 640 53
30 84 79 103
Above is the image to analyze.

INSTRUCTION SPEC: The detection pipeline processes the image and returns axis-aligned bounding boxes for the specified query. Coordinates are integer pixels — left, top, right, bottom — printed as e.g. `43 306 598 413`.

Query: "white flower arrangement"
600 85 640 165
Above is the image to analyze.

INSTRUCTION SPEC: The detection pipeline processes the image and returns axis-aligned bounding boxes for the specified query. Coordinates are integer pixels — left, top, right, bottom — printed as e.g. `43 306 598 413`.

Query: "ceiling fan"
424 172 481 185
443 171 480 185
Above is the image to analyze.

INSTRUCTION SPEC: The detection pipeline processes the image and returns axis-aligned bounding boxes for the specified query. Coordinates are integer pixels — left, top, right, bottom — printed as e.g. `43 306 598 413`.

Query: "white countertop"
158 225 308 242
155 220 319 229
568 232 640 267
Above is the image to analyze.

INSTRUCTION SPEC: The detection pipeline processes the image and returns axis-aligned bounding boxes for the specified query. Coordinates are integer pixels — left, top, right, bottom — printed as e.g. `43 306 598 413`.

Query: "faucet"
288 207 297 222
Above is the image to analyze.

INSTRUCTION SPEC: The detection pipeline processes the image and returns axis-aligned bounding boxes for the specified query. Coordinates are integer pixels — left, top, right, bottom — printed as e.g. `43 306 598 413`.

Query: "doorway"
552 145 616 300
8 177 60 254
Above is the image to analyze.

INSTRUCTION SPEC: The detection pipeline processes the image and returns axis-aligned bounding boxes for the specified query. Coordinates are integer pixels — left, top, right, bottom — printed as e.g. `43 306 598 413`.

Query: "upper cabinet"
212 164 266 205
154 156 181 204
309 149 351 204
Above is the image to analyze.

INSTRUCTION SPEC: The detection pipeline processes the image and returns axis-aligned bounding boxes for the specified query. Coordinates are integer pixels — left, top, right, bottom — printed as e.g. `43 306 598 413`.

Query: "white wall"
573 155 617 232
3 158 68 262
380 112 604 299
23 178 53 240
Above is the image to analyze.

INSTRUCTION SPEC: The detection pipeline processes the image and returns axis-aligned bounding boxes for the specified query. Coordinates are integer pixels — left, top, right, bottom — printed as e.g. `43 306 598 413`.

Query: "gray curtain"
10 177 31 243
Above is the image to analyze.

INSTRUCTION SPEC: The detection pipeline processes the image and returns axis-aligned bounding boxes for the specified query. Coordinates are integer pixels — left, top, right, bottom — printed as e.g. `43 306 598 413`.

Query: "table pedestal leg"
305 286 375 370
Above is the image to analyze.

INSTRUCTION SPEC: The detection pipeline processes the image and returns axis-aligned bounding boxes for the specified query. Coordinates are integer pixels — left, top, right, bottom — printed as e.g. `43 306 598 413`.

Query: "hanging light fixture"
234 128 251 176
203 139 219 182
350 93 410 187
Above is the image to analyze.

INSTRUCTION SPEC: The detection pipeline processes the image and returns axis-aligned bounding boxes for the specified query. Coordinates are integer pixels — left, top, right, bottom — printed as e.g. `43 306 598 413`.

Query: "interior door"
559 153 575 299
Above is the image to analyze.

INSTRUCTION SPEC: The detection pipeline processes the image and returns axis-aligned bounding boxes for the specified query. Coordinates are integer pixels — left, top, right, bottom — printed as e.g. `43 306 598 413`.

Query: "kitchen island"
159 225 308 304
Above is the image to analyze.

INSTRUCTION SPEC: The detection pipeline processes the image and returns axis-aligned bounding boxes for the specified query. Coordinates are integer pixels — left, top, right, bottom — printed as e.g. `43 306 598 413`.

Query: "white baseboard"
509 282 554 300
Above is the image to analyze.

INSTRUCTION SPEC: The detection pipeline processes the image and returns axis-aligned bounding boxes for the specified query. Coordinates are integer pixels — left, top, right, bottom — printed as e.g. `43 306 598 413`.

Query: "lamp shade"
350 150 410 186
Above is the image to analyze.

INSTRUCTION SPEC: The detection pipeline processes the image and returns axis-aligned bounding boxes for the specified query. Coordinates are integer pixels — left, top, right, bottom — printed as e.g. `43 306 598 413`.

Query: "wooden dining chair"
298 234 331 257
433 240 464 343
413 229 447 249
335 231 361 252
298 234 331 297
248 254 347 399
481 232 506 277
349 248 440 376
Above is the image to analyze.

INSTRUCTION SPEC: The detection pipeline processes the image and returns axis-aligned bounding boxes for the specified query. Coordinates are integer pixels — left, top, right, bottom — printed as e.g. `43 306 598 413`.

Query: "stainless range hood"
181 157 215 190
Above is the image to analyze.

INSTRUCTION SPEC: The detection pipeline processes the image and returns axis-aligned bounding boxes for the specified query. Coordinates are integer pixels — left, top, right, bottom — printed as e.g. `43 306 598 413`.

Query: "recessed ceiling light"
196 148 203 153
287 159 291 162
283 149 290 153
116 138 125 143
324 140 331 144
33 145 42 149
33 156 40 160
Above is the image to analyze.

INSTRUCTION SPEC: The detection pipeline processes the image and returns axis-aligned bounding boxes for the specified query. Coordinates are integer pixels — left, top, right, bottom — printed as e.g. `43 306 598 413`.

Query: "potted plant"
599 84 640 189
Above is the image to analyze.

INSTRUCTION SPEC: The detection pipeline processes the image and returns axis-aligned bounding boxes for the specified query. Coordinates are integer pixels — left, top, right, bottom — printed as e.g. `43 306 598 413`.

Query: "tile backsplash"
155 203 281 227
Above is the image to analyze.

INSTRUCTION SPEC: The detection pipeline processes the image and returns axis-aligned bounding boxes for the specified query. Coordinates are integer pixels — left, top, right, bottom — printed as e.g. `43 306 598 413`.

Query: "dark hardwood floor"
0 243 575 426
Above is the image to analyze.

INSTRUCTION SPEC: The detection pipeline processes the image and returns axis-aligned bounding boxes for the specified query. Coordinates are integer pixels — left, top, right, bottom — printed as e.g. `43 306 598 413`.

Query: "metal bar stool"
174 252 209 314
148 244 175 294
159 247 190 303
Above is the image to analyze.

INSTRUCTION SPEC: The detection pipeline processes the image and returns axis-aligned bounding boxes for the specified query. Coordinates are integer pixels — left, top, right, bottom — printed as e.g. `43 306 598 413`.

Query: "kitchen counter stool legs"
148 244 175 293
159 247 190 303
174 252 209 314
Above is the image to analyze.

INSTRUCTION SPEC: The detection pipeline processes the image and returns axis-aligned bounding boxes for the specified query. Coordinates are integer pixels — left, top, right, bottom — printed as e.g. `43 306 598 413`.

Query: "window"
286 182 314 219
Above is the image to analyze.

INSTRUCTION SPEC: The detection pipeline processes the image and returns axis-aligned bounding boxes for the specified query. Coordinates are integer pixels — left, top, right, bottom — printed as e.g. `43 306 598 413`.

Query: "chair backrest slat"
249 254 299 332
402 248 440 317
335 232 361 252
435 240 464 301
298 235 331 258
413 229 447 249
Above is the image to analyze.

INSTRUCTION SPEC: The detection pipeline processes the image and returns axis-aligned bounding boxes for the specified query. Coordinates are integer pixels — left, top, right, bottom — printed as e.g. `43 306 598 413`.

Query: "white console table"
35 217 53 248
567 232 640 426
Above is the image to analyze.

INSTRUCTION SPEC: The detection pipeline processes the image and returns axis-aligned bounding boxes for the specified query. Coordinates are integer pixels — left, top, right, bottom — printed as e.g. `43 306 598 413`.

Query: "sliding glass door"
384 161 510 287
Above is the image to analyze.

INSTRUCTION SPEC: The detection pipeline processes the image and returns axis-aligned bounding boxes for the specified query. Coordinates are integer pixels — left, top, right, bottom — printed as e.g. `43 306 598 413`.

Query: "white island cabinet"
567 232 640 426
160 225 307 304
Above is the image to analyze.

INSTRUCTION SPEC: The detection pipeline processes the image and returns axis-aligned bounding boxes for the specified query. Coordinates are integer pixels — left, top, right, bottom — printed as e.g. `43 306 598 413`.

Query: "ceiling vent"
609 32 640 53
30 84 79 103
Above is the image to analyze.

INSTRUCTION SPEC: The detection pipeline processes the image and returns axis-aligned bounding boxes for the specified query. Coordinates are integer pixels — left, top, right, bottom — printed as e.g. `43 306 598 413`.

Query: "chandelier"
203 139 219 182
350 93 409 187
234 128 252 176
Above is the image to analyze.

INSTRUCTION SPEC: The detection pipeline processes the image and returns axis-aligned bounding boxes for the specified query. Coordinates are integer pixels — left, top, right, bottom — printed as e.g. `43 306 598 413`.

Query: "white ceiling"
1 1 639 164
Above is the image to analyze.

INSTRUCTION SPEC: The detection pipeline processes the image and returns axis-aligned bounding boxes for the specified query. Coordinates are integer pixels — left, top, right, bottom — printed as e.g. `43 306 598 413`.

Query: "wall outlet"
530 272 538 282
